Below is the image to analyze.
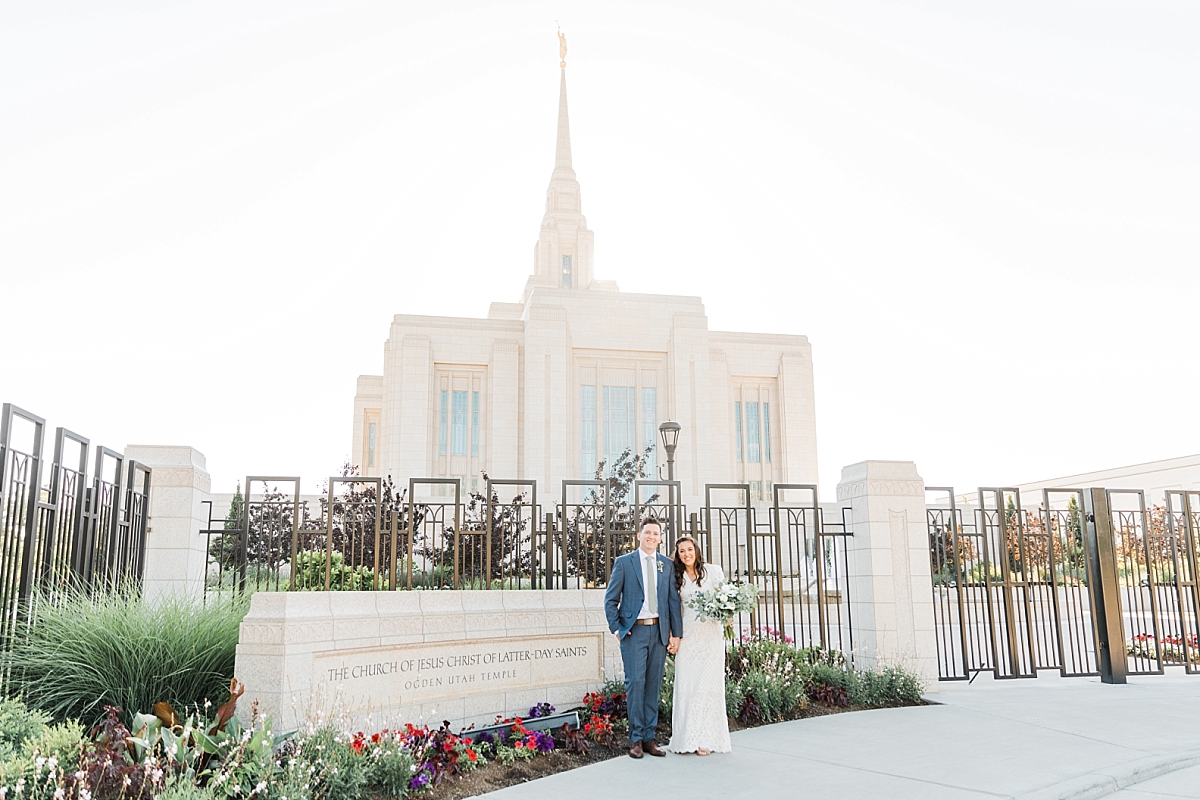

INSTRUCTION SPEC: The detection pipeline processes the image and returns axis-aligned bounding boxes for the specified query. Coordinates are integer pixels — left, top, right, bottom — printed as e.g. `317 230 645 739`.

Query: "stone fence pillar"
837 460 938 691
124 445 211 603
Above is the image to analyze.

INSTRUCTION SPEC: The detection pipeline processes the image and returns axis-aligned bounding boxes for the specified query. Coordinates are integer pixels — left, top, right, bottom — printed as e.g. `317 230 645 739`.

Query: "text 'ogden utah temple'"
350 48 817 509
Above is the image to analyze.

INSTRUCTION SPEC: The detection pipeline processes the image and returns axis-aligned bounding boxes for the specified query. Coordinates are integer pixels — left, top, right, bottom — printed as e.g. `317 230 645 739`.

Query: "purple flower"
528 702 556 718
533 731 556 753
409 771 431 790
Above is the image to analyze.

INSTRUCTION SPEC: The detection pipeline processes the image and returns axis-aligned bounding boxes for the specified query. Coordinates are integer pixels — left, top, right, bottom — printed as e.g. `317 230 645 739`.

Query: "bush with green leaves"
292 549 375 591
724 676 743 719
157 774 219 800
658 656 675 719
0 699 86 800
724 639 924 716
5 588 249 726
851 666 925 706
363 735 415 799
297 727 367 800
0 699 52 760
724 638 811 723
202 718 280 800
805 661 925 707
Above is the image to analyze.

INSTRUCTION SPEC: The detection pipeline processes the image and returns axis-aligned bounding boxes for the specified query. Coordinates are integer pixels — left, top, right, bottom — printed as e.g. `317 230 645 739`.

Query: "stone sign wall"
235 590 620 733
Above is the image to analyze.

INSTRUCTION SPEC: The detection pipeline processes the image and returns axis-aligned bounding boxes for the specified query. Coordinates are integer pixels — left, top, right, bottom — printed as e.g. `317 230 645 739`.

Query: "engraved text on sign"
312 633 603 711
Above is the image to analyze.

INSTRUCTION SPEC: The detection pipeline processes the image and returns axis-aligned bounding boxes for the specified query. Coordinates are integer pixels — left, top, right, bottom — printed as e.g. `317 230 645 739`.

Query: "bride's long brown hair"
672 536 707 593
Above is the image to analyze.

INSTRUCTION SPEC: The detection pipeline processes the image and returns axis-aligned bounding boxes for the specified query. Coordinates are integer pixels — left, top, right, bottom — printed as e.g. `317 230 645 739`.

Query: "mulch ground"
425 700 924 799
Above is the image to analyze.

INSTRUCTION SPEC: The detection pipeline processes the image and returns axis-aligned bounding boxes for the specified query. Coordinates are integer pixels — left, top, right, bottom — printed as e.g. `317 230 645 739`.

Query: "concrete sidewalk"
484 673 1200 799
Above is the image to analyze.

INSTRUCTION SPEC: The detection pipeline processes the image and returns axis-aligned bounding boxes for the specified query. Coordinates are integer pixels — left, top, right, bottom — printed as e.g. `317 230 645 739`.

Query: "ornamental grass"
4 588 249 727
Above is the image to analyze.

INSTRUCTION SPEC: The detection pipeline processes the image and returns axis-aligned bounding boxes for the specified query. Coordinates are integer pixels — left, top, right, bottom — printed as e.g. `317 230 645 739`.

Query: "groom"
604 516 683 759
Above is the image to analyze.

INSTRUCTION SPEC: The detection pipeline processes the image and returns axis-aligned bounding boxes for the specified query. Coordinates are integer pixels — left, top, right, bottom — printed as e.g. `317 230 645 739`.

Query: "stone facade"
235 589 621 733
124 445 210 602
351 63 817 509
837 460 939 690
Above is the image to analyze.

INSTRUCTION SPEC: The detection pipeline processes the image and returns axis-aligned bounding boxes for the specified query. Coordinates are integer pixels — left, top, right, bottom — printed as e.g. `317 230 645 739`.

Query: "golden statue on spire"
557 25 568 68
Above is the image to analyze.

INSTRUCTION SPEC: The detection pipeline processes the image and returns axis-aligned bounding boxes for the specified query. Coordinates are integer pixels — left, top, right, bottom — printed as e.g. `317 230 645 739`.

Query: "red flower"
467 750 477 762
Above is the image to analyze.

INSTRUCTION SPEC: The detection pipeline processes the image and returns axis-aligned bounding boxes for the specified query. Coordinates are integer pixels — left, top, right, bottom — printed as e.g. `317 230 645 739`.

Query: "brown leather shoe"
628 742 644 759
643 740 666 757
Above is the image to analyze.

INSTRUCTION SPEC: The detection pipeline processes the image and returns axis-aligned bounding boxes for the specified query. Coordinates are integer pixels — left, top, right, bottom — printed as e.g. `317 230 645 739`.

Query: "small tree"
308 463 419 588
210 484 308 574
559 446 658 585
226 482 244 532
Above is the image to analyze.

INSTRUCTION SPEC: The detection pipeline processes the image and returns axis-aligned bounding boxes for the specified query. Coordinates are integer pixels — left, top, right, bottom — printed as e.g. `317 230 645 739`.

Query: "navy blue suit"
604 550 684 744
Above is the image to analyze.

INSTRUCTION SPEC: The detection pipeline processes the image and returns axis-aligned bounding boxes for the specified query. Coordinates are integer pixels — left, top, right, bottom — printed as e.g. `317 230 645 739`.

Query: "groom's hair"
639 515 662 532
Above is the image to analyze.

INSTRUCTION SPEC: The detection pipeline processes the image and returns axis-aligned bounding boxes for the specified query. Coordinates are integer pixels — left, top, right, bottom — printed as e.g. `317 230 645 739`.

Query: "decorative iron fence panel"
927 486 1101 681
1164 490 1200 672
0 403 151 666
1112 489 1200 674
927 484 1200 682
205 473 856 655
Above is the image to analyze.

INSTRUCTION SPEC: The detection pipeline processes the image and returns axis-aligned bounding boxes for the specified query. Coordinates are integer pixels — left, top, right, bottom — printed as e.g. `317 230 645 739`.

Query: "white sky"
2 0 1197 499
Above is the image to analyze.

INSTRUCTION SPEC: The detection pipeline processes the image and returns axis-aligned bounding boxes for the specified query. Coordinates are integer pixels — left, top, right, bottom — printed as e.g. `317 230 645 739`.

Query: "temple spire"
554 27 574 177
554 67 574 175
525 29 596 296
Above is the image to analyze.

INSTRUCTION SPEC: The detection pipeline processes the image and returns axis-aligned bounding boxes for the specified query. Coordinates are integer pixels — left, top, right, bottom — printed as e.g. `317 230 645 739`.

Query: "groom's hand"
668 636 681 654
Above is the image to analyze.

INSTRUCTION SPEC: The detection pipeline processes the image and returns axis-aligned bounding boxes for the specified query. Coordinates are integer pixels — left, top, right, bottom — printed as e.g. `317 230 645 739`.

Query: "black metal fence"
202 476 854 655
0 404 151 655
927 486 1200 681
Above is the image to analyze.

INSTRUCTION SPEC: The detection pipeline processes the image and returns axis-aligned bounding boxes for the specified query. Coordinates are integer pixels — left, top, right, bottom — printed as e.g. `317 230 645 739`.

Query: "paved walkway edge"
1017 749 1200 800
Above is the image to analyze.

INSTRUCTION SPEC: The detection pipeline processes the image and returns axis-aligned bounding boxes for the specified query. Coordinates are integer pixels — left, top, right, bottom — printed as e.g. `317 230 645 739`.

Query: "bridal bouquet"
687 580 759 639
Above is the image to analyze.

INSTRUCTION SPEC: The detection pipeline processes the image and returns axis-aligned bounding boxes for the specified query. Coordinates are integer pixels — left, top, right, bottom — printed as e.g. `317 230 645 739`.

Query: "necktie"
645 555 657 614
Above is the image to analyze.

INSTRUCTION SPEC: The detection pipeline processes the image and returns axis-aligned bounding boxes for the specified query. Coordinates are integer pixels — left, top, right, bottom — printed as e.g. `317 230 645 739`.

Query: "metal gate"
929 485 1200 681
1111 489 1200 674
927 487 1100 680
0 404 151 665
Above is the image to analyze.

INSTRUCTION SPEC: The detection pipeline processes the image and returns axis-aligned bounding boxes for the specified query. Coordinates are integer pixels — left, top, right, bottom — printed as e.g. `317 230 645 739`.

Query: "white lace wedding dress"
668 563 732 754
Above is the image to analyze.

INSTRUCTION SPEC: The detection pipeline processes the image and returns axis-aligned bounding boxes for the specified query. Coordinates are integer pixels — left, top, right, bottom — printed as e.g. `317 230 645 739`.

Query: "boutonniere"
657 561 664 574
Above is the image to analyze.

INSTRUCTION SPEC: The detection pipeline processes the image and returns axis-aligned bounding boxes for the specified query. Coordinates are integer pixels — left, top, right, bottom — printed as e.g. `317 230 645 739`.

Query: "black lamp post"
658 421 681 481
658 421 681 536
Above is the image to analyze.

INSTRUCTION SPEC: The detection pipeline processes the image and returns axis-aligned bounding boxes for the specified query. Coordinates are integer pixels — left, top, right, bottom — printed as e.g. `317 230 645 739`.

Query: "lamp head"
658 421 681 455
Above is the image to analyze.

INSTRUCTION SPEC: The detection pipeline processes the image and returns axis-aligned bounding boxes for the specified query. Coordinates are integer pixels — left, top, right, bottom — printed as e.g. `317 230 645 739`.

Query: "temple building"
350 52 818 508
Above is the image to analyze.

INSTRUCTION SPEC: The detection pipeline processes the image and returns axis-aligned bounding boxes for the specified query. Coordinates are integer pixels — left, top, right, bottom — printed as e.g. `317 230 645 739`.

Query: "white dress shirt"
637 549 659 620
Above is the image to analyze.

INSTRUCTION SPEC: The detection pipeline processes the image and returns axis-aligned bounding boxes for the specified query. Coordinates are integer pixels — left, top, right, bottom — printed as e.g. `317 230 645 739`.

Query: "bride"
667 537 731 755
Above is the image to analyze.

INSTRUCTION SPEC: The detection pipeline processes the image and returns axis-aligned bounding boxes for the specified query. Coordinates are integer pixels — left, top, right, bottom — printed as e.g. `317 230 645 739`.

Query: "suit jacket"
603 550 684 645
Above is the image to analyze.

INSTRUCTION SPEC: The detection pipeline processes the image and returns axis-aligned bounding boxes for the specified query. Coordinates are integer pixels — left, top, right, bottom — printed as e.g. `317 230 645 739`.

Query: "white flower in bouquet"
687 580 759 639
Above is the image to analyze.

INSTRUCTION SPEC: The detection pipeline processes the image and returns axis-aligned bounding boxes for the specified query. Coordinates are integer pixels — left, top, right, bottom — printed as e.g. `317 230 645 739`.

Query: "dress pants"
620 623 667 744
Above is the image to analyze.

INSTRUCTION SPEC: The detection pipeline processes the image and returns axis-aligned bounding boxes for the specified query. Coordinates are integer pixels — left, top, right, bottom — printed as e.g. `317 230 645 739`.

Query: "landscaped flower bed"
0 632 926 800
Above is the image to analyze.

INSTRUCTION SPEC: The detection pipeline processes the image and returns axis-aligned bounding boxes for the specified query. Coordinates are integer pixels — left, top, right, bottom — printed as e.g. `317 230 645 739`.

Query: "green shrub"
727 640 810 685
796 646 847 669
724 676 743 719
5 588 249 726
23 719 85 773
203 715 280 800
808 662 855 691
299 727 367 800
365 736 414 799
0 698 51 759
851 666 925 706
0 715 86 800
293 550 374 591
658 656 675 719
158 774 218 800
734 669 806 723
805 661 925 707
